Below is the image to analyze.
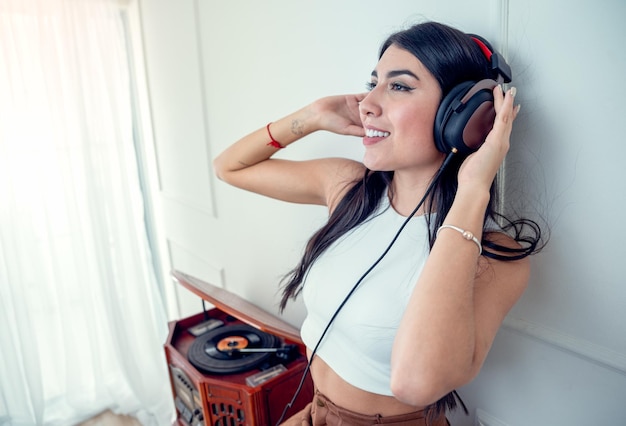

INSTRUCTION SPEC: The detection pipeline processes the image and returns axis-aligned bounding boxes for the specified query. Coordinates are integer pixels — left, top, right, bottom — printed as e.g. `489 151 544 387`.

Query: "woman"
214 21 542 426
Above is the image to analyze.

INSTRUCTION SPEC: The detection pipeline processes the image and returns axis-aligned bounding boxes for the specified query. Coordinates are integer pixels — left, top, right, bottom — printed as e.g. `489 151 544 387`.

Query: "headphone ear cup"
434 79 498 155
434 81 474 154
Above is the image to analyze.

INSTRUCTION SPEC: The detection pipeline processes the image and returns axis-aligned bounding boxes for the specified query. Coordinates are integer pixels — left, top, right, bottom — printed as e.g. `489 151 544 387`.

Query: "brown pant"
281 391 448 426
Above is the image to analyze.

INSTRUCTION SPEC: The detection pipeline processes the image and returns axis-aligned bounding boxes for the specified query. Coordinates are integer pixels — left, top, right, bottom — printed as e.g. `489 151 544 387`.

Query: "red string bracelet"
266 122 284 149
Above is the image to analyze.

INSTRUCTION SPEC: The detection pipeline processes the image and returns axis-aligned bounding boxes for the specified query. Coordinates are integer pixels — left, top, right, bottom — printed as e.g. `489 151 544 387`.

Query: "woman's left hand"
457 85 520 190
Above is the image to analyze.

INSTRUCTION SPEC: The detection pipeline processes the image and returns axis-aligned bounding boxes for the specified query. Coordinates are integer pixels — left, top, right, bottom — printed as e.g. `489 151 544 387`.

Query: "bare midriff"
307 349 425 416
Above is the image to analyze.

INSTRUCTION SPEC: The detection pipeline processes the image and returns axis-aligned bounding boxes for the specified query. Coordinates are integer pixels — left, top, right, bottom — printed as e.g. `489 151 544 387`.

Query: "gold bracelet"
436 224 482 255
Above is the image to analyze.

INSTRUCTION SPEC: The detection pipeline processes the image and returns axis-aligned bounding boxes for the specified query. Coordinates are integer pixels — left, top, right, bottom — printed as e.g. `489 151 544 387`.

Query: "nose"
358 88 382 118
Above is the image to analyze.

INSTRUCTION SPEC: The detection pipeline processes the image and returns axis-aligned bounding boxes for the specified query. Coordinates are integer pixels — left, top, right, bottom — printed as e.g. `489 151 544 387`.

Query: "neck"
388 151 451 216
388 174 434 216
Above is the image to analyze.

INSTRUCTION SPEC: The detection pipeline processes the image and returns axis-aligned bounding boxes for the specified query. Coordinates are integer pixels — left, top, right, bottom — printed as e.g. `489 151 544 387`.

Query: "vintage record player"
165 270 313 426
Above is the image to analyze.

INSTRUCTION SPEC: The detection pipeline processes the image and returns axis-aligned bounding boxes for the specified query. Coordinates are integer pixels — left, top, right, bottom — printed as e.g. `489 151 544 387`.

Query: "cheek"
396 106 444 163
396 106 437 142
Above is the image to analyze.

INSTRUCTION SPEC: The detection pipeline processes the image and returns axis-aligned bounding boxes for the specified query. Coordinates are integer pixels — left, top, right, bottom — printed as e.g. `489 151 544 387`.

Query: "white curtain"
0 0 173 424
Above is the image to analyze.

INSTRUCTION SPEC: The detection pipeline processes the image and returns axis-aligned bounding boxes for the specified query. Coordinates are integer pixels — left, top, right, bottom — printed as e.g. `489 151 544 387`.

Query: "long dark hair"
280 21 543 422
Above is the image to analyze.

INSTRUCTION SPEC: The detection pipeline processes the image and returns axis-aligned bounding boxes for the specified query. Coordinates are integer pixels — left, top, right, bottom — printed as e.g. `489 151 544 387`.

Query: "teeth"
366 129 390 138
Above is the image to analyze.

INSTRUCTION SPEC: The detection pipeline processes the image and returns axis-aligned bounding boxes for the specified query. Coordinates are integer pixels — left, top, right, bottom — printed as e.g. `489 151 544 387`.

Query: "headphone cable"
275 151 457 425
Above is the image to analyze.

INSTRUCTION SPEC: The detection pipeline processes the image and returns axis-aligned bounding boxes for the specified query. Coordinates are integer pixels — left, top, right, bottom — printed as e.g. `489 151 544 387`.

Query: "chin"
362 154 389 172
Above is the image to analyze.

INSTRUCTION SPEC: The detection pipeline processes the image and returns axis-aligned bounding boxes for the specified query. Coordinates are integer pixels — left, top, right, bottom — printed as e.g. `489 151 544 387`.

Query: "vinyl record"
187 324 280 374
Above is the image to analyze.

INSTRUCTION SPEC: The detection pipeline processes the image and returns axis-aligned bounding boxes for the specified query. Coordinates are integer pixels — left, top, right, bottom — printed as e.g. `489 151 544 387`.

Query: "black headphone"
434 34 513 156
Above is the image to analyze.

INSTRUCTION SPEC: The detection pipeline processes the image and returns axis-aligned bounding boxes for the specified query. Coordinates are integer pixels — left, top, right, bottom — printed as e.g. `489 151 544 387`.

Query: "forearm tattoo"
291 119 304 136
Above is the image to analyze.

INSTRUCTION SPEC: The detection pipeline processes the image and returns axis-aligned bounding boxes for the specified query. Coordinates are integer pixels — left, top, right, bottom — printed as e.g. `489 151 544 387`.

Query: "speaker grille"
210 400 246 426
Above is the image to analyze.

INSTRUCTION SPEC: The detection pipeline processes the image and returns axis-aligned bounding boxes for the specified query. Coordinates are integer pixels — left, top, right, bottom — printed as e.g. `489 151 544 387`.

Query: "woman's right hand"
308 94 367 138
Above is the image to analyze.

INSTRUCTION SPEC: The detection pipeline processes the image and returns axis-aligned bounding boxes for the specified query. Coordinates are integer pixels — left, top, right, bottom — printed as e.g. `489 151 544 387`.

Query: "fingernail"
509 87 517 97
516 104 522 114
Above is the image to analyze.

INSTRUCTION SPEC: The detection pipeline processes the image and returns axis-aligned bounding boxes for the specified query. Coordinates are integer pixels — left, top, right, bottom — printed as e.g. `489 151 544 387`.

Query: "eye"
390 82 413 91
365 81 377 91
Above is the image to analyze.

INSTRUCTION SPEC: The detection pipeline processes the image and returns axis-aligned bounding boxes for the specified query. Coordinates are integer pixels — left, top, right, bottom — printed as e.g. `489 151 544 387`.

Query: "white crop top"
300 195 431 396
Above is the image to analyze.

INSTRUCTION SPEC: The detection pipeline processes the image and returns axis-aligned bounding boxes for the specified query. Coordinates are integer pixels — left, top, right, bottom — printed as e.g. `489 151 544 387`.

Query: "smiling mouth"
365 129 390 138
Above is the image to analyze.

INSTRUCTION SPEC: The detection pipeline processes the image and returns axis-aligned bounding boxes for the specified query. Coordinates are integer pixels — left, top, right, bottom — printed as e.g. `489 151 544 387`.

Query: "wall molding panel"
503 316 626 376
140 0 216 219
167 240 225 288
160 191 215 217
167 239 225 317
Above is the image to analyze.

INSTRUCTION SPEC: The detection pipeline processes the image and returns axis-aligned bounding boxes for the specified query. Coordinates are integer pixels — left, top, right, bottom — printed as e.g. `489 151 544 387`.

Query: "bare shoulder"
320 158 366 210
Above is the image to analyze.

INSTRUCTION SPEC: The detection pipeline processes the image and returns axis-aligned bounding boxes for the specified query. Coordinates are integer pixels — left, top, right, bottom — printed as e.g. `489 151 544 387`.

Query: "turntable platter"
187 324 280 374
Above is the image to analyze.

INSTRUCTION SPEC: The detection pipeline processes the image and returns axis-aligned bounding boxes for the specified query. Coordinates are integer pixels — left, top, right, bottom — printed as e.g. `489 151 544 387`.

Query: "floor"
76 410 142 426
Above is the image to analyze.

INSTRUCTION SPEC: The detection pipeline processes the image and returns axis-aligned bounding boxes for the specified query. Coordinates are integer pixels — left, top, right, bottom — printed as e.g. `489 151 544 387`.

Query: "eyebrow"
371 69 420 80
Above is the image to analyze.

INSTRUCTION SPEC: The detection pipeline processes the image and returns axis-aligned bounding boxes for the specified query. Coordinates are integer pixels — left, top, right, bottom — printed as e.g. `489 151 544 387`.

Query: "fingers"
491 85 519 132
354 92 369 102
477 85 519 158
347 124 366 137
499 85 518 112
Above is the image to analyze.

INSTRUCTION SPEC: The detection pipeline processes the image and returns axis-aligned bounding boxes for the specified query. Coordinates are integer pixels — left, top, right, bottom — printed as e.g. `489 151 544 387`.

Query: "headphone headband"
469 34 512 83
470 36 493 61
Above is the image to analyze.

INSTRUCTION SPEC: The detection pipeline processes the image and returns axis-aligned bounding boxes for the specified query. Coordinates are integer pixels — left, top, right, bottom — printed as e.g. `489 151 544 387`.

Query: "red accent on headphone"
470 36 493 61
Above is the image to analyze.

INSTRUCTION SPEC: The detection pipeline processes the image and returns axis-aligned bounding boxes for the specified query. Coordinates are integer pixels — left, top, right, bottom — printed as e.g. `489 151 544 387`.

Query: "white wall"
451 1 626 424
137 0 626 424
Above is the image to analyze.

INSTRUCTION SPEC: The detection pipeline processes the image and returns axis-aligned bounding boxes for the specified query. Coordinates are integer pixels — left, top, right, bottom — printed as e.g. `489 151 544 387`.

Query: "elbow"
390 371 444 408
390 363 478 407
212 156 228 182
